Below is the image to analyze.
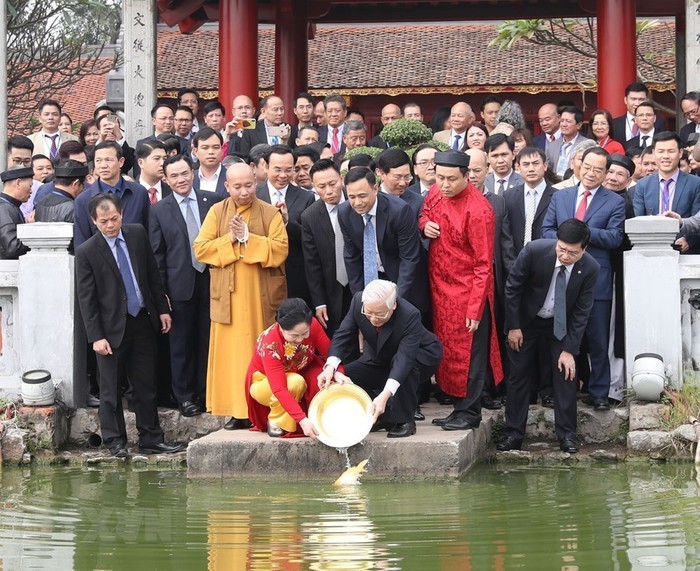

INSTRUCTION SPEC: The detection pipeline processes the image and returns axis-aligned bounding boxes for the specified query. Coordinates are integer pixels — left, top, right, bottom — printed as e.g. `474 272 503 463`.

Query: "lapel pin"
577 270 581 274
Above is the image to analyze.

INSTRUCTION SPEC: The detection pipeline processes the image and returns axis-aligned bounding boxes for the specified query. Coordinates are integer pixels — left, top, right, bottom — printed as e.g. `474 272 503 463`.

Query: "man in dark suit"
367 103 402 149
132 104 176 180
74 141 150 248
135 140 172 204
75 193 185 457
239 95 290 157
505 147 557 255
533 103 561 151
623 101 658 150
316 95 348 155
679 92 700 147
301 159 351 337
149 155 223 417
503 147 557 406
318 280 442 437
542 147 626 411
633 131 700 253
612 82 667 144
408 144 437 197
256 145 314 302
191 128 228 199
339 166 422 312
497 219 600 453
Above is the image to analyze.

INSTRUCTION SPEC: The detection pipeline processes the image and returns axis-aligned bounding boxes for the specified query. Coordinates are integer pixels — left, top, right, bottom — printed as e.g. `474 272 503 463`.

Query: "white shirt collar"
579 184 600 197
139 178 162 191
525 179 547 194
267 180 289 200
198 165 222 181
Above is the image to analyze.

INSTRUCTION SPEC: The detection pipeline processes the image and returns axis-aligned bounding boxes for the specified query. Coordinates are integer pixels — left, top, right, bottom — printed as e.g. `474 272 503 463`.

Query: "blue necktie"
363 214 379 286
116 237 142 317
452 135 461 150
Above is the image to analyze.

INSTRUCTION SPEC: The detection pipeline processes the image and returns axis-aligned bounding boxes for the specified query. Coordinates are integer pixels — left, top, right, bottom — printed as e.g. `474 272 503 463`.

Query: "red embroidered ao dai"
418 183 504 397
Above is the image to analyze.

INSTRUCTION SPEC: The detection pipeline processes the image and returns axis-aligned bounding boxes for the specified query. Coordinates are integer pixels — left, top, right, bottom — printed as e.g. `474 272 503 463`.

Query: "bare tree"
7 0 122 133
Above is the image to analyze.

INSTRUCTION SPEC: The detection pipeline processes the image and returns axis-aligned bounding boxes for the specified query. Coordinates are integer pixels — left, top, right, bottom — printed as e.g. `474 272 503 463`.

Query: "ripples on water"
0 463 698 570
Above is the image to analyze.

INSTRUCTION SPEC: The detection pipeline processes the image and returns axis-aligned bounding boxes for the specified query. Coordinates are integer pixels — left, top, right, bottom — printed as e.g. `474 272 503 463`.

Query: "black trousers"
345 357 423 424
451 302 490 424
169 270 210 405
504 317 577 441
95 311 164 448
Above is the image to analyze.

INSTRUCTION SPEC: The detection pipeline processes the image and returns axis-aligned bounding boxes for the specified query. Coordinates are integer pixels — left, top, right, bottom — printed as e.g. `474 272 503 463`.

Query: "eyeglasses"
555 245 583 258
416 160 436 168
390 174 413 183
360 304 391 319
684 107 699 118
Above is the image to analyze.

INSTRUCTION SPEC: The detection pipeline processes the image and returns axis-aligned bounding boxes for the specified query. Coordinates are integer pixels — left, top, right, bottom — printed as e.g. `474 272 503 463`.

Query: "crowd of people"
3 80 700 456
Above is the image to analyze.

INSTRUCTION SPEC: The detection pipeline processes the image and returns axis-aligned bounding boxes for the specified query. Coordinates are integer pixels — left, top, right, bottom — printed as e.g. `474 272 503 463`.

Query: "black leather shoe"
581 394 595 406
108 445 128 458
431 412 455 427
442 417 480 431
496 435 523 451
593 398 610 411
387 422 416 438
371 419 393 432
179 401 203 417
559 439 579 453
414 406 425 421
481 394 502 410
435 393 454 406
139 442 186 454
224 417 252 430
541 395 555 409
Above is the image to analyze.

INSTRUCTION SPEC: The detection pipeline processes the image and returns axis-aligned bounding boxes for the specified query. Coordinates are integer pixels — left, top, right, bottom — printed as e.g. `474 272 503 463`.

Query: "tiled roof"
11 20 675 130
157 20 676 94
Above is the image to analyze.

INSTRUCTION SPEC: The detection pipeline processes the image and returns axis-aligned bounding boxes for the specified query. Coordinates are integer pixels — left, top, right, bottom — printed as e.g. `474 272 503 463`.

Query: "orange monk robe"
194 196 288 418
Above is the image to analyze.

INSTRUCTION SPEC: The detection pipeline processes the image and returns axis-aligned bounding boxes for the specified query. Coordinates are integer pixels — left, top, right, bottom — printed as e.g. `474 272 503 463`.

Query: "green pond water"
0 462 699 570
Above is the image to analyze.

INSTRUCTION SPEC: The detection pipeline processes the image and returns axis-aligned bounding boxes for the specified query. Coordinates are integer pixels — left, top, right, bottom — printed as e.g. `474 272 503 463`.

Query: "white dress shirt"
197 165 223 193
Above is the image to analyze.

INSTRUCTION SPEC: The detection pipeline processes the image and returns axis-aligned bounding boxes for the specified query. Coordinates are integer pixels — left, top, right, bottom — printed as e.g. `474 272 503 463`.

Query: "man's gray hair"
495 100 526 130
573 138 598 157
362 279 397 308
345 119 366 132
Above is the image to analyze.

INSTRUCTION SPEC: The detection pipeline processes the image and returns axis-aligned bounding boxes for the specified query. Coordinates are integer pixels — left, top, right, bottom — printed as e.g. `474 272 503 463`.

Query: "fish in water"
333 459 369 486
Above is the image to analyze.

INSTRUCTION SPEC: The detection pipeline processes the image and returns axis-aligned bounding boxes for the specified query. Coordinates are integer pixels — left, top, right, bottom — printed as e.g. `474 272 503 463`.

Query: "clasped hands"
229 214 247 242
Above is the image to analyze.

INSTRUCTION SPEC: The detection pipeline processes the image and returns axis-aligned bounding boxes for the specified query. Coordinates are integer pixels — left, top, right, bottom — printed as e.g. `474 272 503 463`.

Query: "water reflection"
0 464 699 569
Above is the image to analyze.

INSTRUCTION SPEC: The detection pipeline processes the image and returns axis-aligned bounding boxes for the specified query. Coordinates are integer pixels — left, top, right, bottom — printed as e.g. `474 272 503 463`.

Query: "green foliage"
344 146 383 161
489 19 550 51
658 384 700 431
379 119 434 149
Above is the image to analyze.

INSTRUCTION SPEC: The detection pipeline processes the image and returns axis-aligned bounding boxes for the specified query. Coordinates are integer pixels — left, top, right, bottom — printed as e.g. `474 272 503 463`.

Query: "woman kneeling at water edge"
246 298 345 438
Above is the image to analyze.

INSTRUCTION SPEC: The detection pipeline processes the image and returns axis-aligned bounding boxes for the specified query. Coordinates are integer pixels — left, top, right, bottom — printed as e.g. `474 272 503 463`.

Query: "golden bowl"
308 384 374 449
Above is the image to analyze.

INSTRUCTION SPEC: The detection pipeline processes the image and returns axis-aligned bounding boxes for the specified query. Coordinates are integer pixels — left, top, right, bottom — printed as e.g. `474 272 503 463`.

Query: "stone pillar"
17 223 76 406
597 0 637 116
220 0 258 120
123 0 157 144
687 0 700 91
275 0 308 123
624 217 682 389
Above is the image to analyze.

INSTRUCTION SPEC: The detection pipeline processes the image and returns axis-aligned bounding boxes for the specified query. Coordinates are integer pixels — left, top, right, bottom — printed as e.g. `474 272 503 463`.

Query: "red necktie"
632 122 639 137
48 134 59 160
549 134 555 142
148 187 157 205
331 128 340 154
575 190 591 221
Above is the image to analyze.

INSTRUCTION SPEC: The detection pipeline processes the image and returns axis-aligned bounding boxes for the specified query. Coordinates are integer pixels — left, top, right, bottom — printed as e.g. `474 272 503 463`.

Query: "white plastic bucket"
631 353 665 401
21 369 55 406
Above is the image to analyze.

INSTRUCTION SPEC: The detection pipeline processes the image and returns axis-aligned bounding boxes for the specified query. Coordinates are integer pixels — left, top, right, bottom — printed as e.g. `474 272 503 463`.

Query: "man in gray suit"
546 106 589 178
484 133 523 195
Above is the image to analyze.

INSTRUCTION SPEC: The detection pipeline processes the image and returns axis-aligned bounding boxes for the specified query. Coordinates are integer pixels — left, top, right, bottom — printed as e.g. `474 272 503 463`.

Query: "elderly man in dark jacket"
34 160 87 223
0 167 33 259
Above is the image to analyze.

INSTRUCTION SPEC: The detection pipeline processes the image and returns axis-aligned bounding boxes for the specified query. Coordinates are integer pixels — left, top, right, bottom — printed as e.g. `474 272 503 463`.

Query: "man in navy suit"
612 82 667 144
338 166 422 311
256 145 315 303
542 147 625 411
74 141 150 248
633 131 700 253
149 155 223 417
191 128 228 199
497 219 600 453
533 103 561 151
407 144 437 197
